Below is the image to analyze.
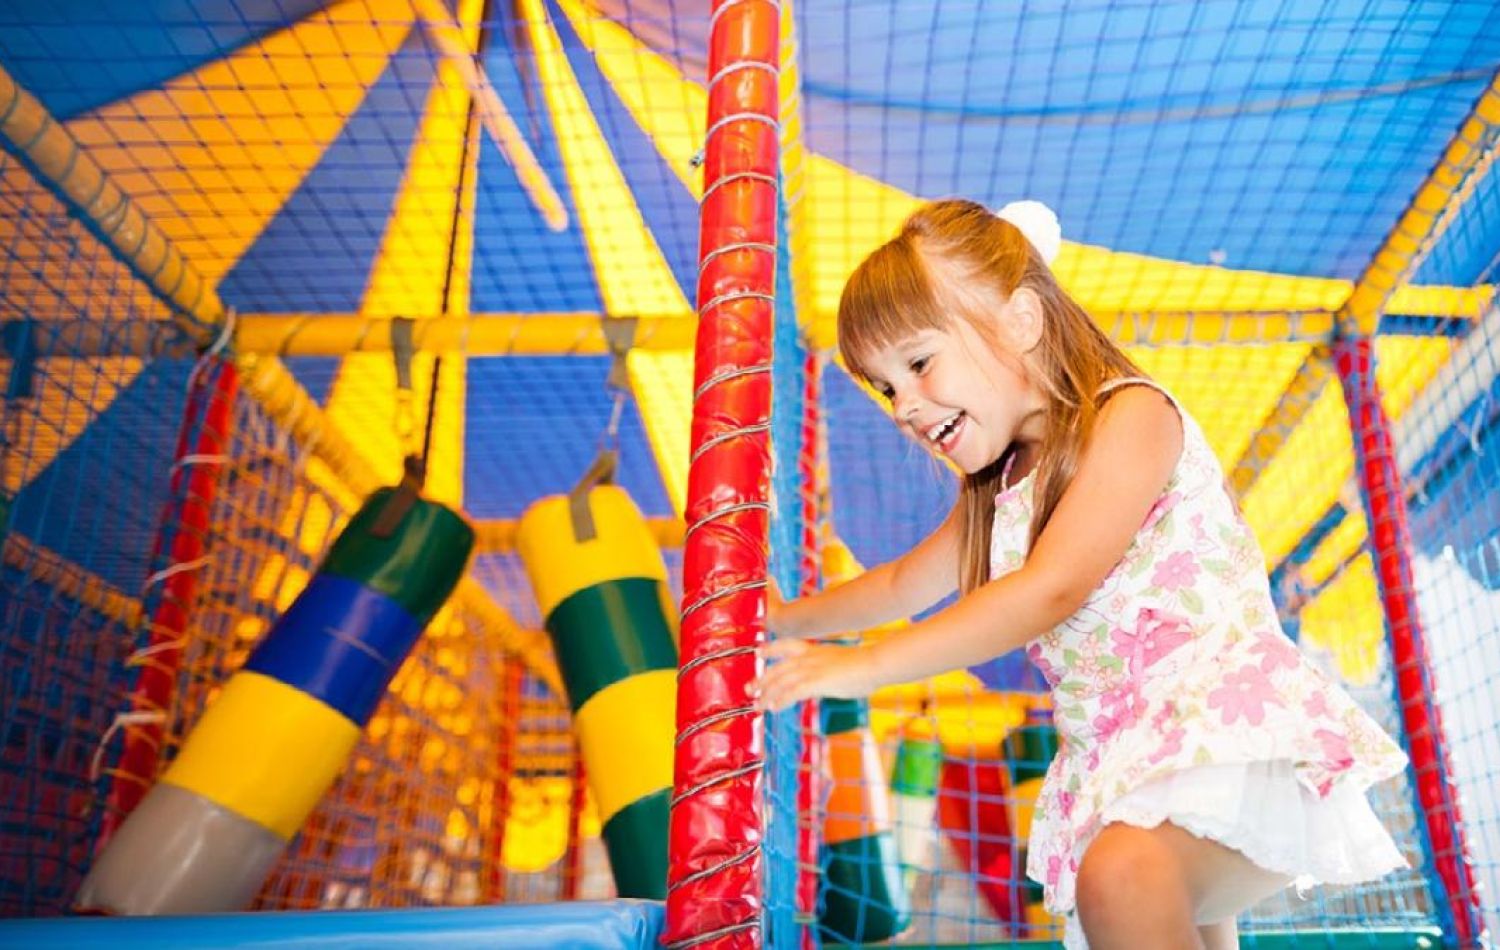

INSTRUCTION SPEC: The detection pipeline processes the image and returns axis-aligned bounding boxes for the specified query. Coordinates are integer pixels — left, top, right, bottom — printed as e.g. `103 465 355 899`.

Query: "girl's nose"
893 391 920 421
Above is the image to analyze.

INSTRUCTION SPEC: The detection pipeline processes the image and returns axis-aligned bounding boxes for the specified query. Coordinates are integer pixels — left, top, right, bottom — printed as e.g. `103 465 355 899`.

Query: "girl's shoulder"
1094 377 1191 459
1098 376 1213 445
1095 377 1223 490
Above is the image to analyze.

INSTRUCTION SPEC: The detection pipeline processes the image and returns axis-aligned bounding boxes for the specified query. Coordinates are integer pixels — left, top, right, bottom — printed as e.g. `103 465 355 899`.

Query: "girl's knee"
1198 919 1239 950
1076 825 1186 921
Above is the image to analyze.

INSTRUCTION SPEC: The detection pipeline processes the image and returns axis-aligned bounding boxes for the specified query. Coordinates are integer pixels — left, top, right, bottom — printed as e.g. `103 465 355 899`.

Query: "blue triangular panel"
462 356 671 518
217 29 436 313
1413 160 1500 288
10 359 194 592
548 0 699 300
1409 371 1500 590
0 0 336 120
798 2 1499 278
586 1 705 82
469 12 603 313
281 357 342 406
824 363 954 570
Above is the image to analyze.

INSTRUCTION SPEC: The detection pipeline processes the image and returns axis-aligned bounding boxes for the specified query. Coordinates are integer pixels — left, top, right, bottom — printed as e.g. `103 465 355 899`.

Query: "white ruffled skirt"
1061 759 1408 950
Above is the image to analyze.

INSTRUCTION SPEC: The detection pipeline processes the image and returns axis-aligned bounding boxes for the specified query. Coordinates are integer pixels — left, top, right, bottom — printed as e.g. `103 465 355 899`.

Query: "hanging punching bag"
516 485 677 899
77 486 473 914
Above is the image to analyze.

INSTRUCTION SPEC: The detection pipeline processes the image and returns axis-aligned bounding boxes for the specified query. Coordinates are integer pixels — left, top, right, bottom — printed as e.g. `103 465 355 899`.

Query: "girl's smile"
924 410 967 456
863 319 1046 474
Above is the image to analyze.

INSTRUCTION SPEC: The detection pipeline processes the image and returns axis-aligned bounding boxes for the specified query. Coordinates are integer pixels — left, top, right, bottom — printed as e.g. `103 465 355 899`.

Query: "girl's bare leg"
1198 919 1238 950
1076 822 1289 949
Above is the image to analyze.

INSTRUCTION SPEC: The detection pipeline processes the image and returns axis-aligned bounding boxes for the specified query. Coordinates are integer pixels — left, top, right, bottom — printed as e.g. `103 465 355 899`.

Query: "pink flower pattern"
1109 608 1193 676
1314 728 1355 774
1207 665 1281 725
1092 682 1146 742
1147 726 1185 764
1055 790 1076 820
1304 692 1332 718
1141 491 1181 532
1026 645 1061 688
1150 550 1200 590
1251 635 1301 673
991 380 1408 920
1046 854 1065 888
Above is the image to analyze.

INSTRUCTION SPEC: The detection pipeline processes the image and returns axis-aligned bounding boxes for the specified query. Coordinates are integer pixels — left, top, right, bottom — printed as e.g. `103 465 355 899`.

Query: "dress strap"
1098 375 1159 397
999 449 1018 491
1098 376 1181 410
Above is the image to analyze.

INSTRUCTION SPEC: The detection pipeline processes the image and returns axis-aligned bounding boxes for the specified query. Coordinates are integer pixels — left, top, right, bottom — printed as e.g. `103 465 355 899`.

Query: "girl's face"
862 308 1047 474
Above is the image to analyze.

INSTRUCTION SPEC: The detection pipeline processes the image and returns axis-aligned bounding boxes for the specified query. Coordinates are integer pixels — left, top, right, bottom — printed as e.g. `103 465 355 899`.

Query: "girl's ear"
1006 286 1045 352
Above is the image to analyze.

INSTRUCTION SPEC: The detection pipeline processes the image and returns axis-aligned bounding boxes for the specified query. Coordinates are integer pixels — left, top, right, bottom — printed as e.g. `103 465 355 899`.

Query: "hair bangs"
835 237 952 383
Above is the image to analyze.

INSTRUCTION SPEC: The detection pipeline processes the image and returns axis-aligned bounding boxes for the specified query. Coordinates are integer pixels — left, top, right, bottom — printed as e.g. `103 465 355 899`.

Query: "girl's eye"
877 384 895 400
910 356 930 374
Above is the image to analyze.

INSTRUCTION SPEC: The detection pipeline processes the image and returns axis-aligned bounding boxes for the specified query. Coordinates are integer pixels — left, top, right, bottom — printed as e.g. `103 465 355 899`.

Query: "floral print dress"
991 379 1408 943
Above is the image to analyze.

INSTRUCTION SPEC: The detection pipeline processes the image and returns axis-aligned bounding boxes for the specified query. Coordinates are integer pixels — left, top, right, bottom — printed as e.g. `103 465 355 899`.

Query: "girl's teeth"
928 413 962 445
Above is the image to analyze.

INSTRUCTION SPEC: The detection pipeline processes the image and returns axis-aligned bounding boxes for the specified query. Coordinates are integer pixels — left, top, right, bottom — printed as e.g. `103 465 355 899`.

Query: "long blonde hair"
838 198 1143 594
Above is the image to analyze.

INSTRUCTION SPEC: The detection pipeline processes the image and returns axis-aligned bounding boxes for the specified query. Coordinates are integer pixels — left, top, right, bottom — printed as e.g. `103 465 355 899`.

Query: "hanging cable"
371 327 442 539
567 317 638 541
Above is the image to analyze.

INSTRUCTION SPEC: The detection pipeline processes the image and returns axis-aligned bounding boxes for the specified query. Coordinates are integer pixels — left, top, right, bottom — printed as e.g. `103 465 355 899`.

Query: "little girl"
756 199 1408 949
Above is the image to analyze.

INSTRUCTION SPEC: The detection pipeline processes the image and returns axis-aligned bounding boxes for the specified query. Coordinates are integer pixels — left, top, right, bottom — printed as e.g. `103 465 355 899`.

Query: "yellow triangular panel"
321 353 462 505
0 165 168 329
1302 511 1370 589
1127 343 1313 466
1280 335 1457 581
526 1 1486 346
556 0 703 198
1241 336 1454 566
628 350 693 515
519 0 689 317
2 357 142 497
322 354 406 490
777 0 818 327
362 39 473 317
0 167 167 489
1298 553 1385 686
67 0 412 282
424 356 467 508
356 0 481 508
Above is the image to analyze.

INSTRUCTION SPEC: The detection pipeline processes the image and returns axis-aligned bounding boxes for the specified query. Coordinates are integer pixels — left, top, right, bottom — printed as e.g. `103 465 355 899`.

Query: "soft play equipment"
936 755 1024 927
0 901 663 949
1001 701 1063 935
76 485 474 914
516 485 676 899
889 718 944 890
819 697 910 943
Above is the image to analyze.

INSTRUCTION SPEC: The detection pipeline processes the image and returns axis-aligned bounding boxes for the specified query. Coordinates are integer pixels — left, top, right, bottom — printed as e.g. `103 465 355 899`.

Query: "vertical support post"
486 659 525 902
562 749 587 900
666 0 780 946
1332 338 1485 947
795 350 822 949
766 183 813 946
96 358 238 848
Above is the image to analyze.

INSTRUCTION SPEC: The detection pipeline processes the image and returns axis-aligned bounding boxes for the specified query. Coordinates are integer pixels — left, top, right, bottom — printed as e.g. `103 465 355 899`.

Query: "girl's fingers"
756 664 803 712
760 680 799 712
762 638 810 661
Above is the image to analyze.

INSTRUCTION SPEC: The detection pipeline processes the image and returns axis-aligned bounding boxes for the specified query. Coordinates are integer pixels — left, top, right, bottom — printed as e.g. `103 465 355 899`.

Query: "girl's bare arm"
770 504 960 639
759 386 1183 709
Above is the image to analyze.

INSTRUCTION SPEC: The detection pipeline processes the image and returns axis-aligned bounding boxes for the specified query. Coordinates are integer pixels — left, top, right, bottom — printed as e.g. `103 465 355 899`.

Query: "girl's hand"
764 575 787 635
754 639 883 712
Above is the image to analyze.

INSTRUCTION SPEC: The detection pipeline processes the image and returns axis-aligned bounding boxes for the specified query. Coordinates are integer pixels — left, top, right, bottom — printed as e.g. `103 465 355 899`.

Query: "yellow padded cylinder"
161 671 361 840
516 485 668 618
573 668 677 825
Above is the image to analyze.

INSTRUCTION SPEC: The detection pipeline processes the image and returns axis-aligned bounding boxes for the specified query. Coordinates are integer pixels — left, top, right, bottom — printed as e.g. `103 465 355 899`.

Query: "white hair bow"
996 199 1061 266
